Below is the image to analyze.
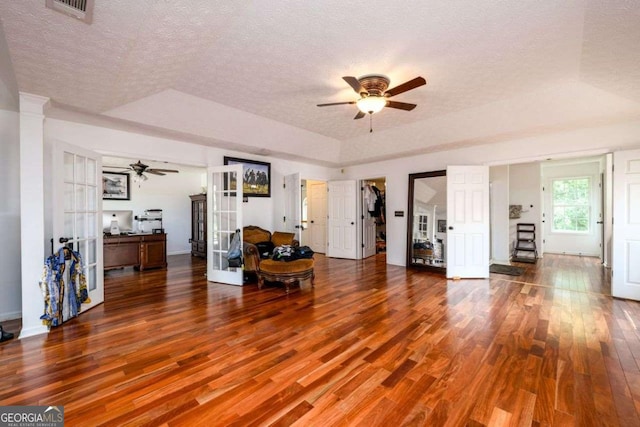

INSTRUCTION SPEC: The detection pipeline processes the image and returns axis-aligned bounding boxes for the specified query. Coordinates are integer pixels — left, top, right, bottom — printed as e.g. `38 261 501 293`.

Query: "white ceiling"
1 1 640 166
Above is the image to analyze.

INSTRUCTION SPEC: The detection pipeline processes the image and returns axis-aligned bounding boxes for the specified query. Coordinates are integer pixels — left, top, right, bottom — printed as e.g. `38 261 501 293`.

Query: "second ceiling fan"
317 74 427 120
104 160 179 181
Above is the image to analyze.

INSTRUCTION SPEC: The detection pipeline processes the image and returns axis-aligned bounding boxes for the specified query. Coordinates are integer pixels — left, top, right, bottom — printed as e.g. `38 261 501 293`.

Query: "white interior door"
308 180 327 253
53 142 103 309
284 173 302 241
612 149 640 301
446 165 490 278
362 182 377 258
207 164 243 286
327 180 358 259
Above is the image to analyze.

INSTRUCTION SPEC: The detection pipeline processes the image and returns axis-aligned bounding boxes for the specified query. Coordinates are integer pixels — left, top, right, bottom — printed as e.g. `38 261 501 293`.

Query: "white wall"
509 163 542 256
0 109 21 320
0 20 21 322
490 165 510 264
103 171 203 255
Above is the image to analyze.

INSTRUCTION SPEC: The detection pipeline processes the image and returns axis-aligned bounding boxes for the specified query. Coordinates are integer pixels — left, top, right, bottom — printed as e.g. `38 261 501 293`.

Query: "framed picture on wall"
102 172 130 200
437 219 447 233
223 156 271 197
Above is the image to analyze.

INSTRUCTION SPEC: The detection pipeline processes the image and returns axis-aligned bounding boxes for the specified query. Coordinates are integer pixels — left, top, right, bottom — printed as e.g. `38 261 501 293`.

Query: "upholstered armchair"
242 225 299 275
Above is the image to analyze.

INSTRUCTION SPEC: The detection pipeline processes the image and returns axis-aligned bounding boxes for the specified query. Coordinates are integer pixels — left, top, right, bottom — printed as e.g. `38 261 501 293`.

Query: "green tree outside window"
552 177 590 232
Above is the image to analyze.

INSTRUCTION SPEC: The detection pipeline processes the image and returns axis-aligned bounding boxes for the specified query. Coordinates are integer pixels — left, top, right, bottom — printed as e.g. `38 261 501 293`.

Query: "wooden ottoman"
257 258 315 293
245 244 314 293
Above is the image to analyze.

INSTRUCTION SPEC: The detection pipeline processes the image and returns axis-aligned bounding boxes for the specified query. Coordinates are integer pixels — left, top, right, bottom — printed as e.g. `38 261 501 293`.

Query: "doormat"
490 264 524 276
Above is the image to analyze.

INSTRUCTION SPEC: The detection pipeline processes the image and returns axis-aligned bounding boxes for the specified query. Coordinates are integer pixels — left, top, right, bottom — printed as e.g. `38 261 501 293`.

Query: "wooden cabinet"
139 234 167 270
103 235 140 270
104 233 167 270
190 194 207 258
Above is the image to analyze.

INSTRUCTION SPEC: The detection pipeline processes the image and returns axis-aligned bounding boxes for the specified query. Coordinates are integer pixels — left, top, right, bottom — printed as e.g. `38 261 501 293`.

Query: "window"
418 215 428 237
551 177 590 233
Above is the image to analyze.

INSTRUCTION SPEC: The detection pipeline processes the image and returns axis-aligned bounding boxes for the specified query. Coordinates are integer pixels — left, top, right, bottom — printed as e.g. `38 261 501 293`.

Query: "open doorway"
490 154 611 295
361 177 386 259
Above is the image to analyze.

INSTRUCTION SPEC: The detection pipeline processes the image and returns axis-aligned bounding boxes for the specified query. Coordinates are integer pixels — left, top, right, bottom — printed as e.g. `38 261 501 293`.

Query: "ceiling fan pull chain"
369 114 373 133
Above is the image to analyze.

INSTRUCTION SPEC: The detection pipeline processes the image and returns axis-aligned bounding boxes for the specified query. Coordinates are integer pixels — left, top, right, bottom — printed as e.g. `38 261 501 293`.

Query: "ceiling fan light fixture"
356 96 387 114
133 173 148 183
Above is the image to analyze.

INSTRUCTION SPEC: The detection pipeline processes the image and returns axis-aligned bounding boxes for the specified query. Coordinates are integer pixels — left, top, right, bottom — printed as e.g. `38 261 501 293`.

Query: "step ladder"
512 223 538 263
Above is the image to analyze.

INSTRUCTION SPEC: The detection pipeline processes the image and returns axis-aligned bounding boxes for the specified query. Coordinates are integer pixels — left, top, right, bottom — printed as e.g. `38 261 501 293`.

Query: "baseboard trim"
168 250 191 256
19 324 48 340
0 311 21 322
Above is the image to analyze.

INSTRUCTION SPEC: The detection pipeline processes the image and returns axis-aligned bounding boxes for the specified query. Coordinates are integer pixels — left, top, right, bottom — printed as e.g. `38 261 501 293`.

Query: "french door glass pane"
87 213 96 237
75 156 86 183
87 187 96 210
64 213 74 237
64 152 74 182
88 265 96 291
76 185 86 213
87 158 96 185
87 239 96 264
76 213 86 238
64 183 74 211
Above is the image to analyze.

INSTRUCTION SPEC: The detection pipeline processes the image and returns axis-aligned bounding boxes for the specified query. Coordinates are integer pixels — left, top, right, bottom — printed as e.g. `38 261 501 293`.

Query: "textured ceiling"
1 1 640 165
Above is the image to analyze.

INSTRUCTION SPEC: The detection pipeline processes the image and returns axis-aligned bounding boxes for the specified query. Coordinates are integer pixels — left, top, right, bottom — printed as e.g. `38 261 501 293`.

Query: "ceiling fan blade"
354 111 366 120
384 77 426 97
386 101 417 111
342 76 366 95
147 168 179 173
317 101 356 107
145 170 166 176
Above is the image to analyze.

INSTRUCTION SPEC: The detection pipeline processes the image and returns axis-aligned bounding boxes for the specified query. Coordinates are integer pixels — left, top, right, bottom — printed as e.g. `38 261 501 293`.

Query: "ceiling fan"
317 74 427 120
104 160 179 182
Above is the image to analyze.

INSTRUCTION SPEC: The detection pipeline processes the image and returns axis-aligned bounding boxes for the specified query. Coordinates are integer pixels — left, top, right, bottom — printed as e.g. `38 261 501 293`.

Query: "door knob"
448 226 453 230
351 222 355 225
310 220 315 224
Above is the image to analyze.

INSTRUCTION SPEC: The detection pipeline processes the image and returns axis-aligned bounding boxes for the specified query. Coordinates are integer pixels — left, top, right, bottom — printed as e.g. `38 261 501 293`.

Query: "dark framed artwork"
437 219 447 233
102 172 130 200
223 156 271 197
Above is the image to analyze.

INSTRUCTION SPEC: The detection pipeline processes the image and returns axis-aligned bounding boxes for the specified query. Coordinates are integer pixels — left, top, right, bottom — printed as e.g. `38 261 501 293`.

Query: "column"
19 92 50 339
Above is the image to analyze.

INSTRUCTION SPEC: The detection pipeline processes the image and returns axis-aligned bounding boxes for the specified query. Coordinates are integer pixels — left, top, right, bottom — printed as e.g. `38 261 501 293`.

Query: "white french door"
327 180 358 259
612 149 640 301
53 142 103 309
446 165 490 278
207 164 244 286
284 173 302 242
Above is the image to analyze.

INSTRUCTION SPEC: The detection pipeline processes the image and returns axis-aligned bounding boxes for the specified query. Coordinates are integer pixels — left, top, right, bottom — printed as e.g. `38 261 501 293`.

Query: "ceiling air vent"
45 0 94 24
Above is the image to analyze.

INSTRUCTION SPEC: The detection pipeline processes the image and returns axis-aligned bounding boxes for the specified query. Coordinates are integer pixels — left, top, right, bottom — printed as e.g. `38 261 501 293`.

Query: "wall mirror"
407 170 447 273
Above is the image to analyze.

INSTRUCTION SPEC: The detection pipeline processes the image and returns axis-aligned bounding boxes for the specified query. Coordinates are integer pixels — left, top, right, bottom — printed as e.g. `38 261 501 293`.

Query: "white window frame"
551 176 591 234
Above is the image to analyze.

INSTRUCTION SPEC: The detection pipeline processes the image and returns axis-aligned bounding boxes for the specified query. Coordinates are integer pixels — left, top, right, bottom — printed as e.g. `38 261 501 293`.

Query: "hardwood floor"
495 254 612 295
1 254 638 426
